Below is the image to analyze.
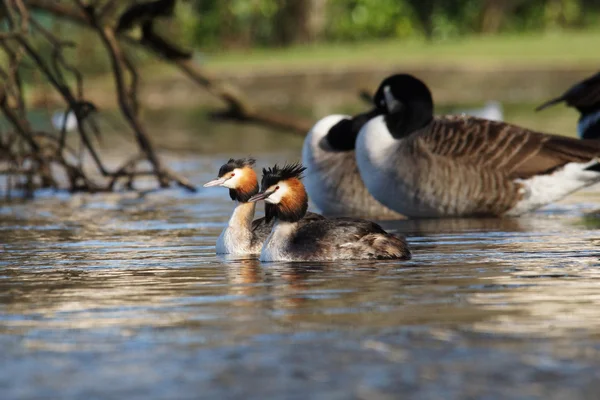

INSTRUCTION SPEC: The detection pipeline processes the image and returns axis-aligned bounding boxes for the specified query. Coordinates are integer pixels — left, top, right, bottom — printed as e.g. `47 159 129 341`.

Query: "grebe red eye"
231 173 235 177
275 186 280 190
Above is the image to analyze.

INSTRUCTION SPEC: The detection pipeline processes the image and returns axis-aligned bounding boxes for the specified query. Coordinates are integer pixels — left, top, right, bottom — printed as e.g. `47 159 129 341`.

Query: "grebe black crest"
218 157 256 176
261 162 306 188
260 162 307 223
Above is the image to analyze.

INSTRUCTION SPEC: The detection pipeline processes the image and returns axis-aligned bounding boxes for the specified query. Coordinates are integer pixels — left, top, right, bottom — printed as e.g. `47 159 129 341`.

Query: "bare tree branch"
25 0 313 134
1 0 198 197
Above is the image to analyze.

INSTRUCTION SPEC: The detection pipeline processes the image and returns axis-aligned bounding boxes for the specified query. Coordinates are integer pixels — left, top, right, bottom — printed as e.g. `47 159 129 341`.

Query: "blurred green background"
20 0 600 140
185 0 600 47
43 0 600 70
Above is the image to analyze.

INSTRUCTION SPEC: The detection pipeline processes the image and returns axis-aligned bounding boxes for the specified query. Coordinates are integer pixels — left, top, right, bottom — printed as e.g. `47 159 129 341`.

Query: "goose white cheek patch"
383 85 401 113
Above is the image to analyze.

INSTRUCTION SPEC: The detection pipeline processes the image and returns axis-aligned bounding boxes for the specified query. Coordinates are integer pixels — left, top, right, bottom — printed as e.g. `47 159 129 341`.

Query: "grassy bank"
27 30 598 139
203 30 600 72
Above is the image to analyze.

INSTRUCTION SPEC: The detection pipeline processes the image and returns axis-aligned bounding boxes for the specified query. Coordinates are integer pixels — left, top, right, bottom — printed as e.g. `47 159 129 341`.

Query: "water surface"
2 146 600 399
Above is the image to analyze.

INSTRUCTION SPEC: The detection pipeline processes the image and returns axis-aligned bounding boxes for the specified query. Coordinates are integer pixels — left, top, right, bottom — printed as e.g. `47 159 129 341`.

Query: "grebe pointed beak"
203 177 227 187
247 190 274 203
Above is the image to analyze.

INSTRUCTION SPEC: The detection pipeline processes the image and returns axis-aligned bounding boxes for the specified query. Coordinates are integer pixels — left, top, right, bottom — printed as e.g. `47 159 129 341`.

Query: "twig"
107 152 145 190
27 0 313 134
15 34 109 174
80 1 167 185
2 0 206 197
0 87 40 152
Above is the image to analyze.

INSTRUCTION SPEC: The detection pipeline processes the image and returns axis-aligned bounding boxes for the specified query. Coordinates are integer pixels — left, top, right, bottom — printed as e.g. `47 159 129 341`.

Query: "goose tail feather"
535 96 565 112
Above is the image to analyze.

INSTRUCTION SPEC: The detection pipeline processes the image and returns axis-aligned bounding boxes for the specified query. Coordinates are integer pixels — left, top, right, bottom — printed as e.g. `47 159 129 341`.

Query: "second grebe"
204 158 324 256
248 163 411 262
203 158 269 255
355 73 600 218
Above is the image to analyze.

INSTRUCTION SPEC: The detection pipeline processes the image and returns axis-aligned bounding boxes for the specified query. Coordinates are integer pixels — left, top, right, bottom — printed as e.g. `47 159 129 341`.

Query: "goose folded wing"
424 116 600 180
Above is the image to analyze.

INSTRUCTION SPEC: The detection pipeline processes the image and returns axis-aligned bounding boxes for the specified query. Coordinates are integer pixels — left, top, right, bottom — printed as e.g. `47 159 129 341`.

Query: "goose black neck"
384 102 433 139
581 117 600 140
326 108 383 151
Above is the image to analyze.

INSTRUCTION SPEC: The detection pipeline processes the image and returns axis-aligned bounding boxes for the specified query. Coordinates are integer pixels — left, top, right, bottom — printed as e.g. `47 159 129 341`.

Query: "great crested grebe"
203 158 323 255
302 111 403 219
355 73 600 218
247 163 411 262
536 71 600 139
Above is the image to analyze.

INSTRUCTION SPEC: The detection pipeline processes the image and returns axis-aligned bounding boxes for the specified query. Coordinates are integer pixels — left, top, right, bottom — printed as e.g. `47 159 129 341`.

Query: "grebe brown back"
248 163 411 262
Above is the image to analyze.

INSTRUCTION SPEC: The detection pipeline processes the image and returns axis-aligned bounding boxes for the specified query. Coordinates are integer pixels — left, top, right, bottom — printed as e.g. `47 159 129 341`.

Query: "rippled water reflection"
2 154 600 399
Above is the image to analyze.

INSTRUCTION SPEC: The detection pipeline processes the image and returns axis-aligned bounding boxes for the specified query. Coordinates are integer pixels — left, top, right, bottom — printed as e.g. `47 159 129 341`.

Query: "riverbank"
29 31 600 136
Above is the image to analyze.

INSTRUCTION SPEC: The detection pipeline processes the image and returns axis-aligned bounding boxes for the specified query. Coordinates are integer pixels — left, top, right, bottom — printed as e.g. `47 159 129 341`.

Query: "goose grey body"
302 115 403 219
357 113 600 218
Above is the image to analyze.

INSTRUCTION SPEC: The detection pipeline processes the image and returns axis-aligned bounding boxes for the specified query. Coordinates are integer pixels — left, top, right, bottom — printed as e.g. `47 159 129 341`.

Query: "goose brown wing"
423 115 600 180
536 71 600 112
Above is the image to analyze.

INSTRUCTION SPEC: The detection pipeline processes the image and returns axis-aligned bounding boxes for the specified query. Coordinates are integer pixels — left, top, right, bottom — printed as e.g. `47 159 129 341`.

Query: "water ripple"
2 157 600 398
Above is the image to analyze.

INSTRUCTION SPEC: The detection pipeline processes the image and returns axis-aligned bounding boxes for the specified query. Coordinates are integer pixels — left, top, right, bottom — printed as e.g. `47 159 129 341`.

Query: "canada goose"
302 111 404 219
536 71 600 139
355 74 600 218
248 163 410 262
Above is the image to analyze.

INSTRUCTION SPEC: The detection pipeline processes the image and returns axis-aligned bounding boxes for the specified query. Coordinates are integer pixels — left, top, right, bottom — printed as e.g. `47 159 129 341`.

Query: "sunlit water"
2 146 600 398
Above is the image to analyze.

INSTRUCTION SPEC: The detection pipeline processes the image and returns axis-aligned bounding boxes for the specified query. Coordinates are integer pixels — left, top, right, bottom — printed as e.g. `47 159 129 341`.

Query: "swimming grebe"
204 158 324 255
536 71 600 139
302 111 403 219
355 73 600 218
203 158 269 255
247 163 411 262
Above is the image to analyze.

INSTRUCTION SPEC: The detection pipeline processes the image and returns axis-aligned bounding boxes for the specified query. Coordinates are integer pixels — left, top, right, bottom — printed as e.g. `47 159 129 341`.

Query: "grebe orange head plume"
203 158 258 202
248 162 308 222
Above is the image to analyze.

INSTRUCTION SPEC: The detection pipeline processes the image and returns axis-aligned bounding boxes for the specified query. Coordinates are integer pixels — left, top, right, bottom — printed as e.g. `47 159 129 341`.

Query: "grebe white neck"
259 219 298 262
215 201 257 255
